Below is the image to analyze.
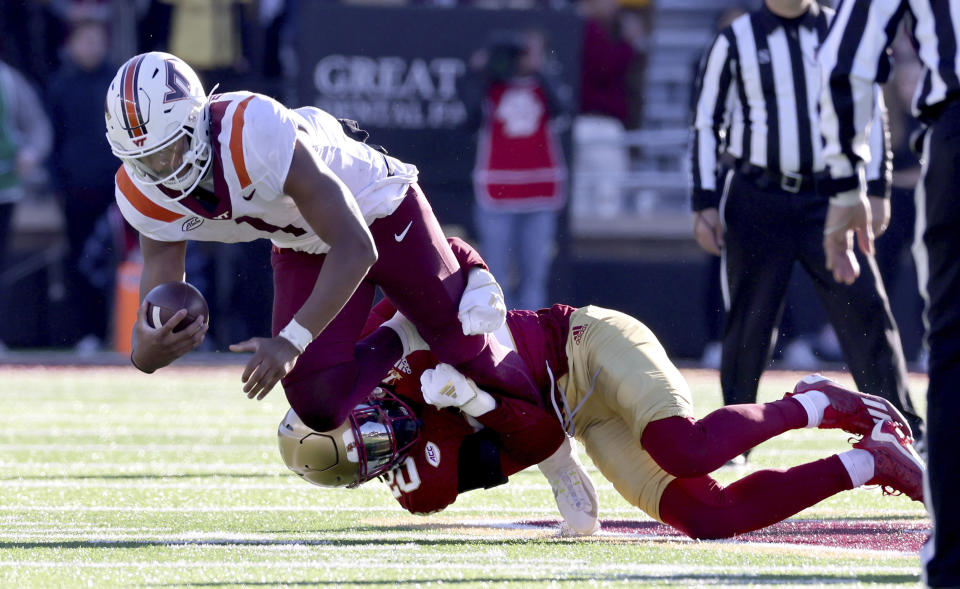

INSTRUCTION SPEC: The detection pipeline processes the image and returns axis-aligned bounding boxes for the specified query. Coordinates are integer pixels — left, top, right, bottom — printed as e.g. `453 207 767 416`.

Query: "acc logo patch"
424 441 441 467
182 216 204 231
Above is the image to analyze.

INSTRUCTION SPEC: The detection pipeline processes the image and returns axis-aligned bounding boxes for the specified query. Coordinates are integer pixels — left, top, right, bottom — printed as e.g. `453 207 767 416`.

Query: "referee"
819 0 960 585
689 0 925 443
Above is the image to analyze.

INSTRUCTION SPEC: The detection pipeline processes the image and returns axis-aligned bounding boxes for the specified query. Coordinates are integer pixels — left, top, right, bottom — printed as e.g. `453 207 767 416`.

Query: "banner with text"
295 5 582 225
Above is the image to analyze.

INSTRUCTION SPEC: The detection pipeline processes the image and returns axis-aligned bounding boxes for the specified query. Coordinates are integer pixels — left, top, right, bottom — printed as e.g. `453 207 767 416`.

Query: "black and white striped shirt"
690 2 888 210
820 0 960 199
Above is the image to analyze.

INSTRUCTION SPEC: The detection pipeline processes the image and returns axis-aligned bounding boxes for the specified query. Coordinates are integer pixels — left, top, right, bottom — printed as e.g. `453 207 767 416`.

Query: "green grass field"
0 365 929 588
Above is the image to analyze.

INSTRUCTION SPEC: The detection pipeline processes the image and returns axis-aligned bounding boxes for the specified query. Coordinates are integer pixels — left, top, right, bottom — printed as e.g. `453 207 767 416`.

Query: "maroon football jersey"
503 304 576 392
363 238 570 514
380 401 476 515
378 347 565 514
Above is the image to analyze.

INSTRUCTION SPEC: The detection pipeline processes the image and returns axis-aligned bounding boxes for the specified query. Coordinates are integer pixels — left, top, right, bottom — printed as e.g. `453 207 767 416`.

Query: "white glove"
458 267 506 335
420 363 496 417
381 311 428 357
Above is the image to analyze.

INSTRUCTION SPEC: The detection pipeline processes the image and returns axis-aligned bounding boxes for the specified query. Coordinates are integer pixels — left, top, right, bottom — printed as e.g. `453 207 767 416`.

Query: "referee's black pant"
717 168 924 438
919 99 960 587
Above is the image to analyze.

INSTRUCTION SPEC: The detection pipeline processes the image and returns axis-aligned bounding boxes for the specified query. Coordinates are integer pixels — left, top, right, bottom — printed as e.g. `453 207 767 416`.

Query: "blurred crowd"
0 0 654 353
0 0 922 369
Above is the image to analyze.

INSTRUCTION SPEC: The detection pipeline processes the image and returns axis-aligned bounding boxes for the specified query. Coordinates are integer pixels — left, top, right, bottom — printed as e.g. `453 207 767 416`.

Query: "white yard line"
0 505 568 514
0 559 919 577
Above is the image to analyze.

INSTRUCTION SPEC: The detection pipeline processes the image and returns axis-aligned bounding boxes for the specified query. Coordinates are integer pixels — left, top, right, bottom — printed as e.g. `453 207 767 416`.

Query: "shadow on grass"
1 473 280 481
141 572 920 587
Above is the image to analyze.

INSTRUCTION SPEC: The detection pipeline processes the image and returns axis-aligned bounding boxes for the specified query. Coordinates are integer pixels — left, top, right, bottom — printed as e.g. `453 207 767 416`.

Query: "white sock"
838 449 875 487
381 312 428 357
791 390 831 428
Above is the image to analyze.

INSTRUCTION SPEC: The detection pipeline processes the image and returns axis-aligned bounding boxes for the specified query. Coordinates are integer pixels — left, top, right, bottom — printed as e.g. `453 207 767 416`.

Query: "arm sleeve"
690 30 736 211
361 299 398 338
472 394 565 469
818 0 904 198
447 236 489 272
457 429 508 492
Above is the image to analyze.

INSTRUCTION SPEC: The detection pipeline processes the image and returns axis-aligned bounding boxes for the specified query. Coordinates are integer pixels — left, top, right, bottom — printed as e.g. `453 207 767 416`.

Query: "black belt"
737 163 816 194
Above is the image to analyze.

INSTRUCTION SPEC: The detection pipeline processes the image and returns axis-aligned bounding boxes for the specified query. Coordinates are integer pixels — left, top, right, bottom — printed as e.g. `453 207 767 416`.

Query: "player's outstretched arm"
230 138 377 400
131 236 206 373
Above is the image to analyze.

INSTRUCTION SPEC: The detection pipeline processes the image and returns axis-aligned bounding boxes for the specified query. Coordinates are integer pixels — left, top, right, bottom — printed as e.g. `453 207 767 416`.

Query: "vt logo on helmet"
278 388 421 488
104 52 213 201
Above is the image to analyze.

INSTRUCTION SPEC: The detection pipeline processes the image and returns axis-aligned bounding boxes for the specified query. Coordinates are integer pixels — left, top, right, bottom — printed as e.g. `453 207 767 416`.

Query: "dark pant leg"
796 198 922 438
720 174 796 405
367 185 543 408
272 246 381 431
919 103 960 586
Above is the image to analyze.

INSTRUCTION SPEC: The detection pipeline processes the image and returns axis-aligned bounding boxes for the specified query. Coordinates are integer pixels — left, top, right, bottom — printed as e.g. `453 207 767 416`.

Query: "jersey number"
383 457 421 498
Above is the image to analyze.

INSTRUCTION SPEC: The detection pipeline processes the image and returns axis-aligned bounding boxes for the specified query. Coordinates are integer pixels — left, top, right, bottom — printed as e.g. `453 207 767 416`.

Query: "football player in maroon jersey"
280 239 924 539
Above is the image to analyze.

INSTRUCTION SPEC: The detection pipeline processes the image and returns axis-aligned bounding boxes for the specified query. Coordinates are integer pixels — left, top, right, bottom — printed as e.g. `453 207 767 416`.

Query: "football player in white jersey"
104 52 542 432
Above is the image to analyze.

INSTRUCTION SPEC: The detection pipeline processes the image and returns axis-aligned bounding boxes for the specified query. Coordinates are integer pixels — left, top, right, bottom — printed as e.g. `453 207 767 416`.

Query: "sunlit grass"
0 366 929 588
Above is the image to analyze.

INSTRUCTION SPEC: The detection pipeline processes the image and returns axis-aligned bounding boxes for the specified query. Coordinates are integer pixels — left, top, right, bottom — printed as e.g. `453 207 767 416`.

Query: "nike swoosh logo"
242 188 256 201
394 221 413 242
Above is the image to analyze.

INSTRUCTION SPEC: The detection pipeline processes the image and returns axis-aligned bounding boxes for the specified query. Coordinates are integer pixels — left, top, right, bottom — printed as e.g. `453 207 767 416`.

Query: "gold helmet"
278 388 420 488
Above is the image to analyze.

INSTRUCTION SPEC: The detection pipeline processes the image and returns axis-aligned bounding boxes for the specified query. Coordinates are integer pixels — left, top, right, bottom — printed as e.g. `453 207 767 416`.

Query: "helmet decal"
120 54 149 142
163 59 191 103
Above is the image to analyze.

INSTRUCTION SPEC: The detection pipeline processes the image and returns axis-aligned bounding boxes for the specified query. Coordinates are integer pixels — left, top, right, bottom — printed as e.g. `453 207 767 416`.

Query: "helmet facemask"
345 389 420 487
278 388 420 489
125 127 210 198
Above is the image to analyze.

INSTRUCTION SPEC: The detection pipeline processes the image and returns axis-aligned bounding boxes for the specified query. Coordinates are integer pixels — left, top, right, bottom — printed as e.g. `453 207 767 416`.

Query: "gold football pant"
558 306 693 522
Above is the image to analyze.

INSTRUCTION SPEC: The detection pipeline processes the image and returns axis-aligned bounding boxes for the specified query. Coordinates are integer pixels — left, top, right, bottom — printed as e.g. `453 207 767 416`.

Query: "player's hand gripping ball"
144 282 209 332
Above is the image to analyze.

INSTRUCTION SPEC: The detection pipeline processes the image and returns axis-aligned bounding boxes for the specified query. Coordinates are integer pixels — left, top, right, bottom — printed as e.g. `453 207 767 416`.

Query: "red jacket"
472 77 567 212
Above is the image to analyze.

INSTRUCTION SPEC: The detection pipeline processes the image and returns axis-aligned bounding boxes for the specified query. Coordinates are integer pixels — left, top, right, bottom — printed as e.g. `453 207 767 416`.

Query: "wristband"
461 388 497 417
278 318 314 353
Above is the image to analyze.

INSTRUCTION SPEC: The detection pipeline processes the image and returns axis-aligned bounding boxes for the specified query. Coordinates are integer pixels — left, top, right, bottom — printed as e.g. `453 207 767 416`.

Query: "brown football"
144 281 209 332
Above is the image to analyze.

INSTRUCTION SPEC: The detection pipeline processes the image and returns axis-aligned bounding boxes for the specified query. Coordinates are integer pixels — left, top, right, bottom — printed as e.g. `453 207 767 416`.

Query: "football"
144 281 209 332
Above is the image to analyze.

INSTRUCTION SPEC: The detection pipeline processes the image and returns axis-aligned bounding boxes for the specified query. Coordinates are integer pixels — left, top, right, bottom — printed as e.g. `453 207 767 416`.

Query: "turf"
0 365 929 588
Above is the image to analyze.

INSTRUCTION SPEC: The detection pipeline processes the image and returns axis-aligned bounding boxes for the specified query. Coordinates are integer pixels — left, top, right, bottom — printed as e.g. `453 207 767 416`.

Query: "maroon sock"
659 455 854 539
641 398 808 477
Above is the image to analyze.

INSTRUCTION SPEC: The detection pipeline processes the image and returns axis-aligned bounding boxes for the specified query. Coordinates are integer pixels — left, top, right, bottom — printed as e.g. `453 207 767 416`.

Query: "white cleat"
537 437 600 536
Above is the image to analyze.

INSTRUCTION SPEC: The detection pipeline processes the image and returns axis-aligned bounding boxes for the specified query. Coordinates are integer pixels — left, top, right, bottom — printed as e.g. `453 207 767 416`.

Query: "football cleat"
853 420 925 502
538 437 600 536
786 374 912 440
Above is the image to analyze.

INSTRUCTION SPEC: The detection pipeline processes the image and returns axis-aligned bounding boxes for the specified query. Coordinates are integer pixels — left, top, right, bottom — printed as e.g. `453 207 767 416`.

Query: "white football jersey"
114 91 419 254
